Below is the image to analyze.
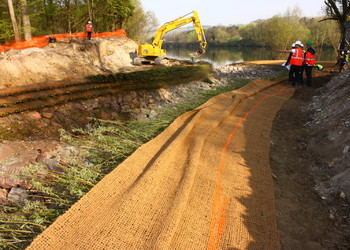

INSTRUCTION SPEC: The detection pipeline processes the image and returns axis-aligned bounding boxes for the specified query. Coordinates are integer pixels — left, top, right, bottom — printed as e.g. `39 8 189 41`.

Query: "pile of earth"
270 68 350 248
0 37 138 88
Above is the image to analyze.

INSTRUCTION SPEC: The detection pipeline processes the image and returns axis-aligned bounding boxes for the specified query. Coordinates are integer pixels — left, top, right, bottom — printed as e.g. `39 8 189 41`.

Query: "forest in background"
0 0 158 43
165 8 340 53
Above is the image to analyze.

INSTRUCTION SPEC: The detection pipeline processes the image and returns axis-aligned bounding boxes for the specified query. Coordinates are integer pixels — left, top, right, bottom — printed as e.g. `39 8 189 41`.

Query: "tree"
262 16 309 49
105 0 134 30
125 8 158 43
301 17 339 55
7 0 21 42
323 0 350 49
20 0 32 41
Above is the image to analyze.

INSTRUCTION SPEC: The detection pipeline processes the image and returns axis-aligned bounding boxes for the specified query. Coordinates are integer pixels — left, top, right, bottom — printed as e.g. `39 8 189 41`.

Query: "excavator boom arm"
152 11 207 52
137 11 207 59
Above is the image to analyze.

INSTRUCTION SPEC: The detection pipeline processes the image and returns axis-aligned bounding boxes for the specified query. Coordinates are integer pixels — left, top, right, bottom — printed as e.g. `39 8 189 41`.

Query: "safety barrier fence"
0 29 126 53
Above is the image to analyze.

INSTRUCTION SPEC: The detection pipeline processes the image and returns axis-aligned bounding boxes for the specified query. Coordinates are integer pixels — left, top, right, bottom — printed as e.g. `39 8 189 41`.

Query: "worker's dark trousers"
289 65 302 86
87 32 92 40
304 65 313 87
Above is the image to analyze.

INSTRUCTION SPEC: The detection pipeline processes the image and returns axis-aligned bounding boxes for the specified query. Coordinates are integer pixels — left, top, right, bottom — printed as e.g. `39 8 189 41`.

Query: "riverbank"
0 61 348 248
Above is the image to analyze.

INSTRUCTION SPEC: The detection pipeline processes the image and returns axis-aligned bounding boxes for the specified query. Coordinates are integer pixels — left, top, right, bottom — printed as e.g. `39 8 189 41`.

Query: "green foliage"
108 0 134 20
259 15 310 59
0 0 156 43
0 120 41 141
87 65 212 86
165 9 337 49
0 0 13 41
124 6 158 43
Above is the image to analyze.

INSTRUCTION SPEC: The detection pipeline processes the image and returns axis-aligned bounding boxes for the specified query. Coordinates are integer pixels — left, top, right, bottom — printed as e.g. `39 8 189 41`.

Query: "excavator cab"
134 11 207 66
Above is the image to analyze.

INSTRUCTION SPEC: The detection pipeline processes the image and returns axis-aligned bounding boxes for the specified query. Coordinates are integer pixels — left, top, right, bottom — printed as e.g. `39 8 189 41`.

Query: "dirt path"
27 77 296 249
270 72 349 249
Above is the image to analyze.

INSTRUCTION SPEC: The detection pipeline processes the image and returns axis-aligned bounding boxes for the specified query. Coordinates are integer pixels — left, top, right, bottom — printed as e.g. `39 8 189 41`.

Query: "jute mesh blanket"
28 78 293 249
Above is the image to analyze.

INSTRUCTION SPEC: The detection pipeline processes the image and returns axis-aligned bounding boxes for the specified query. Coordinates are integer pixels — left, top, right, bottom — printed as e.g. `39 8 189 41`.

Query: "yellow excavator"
134 11 207 65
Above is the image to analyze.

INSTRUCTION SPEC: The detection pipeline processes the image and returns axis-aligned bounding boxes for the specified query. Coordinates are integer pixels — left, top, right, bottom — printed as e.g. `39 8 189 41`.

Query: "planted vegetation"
0 65 211 117
0 76 248 249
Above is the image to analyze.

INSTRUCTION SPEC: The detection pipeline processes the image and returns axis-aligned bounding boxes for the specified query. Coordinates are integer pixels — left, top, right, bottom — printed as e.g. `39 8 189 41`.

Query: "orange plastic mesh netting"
0 29 126 53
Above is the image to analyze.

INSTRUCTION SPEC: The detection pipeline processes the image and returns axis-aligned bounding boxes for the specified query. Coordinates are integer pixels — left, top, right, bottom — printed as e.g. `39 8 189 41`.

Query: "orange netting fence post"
0 29 126 53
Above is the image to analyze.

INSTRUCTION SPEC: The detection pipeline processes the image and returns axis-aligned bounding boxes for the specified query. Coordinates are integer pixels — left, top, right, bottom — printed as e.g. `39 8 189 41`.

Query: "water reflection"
165 46 337 66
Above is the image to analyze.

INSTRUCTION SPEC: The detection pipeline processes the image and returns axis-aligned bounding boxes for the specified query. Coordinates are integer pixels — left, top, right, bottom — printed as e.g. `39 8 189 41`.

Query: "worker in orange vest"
304 41 316 87
277 41 304 87
86 21 93 40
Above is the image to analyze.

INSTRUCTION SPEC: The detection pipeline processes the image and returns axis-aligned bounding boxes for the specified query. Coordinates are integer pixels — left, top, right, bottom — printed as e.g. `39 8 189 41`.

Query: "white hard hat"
295 40 302 46
88 21 92 24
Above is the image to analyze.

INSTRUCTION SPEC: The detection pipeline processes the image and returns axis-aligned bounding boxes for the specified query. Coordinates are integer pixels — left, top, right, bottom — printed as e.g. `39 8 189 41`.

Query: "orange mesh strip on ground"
207 87 286 250
0 30 126 53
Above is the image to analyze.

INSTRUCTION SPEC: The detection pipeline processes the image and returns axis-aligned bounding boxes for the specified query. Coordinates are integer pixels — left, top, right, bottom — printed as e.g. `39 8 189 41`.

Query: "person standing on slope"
277 41 304 87
86 21 93 40
304 41 316 87
282 43 295 70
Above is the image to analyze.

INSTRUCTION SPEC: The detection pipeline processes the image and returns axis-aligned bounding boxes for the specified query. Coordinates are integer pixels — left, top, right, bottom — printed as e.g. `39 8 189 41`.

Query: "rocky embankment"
304 70 350 229
213 63 278 80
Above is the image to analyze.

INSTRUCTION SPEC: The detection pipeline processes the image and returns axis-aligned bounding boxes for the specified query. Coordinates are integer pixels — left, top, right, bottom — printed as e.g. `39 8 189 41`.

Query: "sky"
140 0 326 26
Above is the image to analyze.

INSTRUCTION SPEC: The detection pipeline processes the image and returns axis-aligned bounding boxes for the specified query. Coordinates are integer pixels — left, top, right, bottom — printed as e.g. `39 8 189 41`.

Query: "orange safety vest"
86 24 93 32
304 51 316 66
290 48 303 66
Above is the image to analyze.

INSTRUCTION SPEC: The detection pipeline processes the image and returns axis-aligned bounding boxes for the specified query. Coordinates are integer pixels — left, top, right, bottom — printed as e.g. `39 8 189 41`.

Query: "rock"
0 144 15 161
43 158 62 172
0 175 25 189
0 188 8 203
74 103 87 112
327 161 335 168
110 102 121 112
27 111 42 120
340 191 346 199
8 187 28 204
121 105 130 111
343 145 349 154
92 102 99 109
41 112 53 119
129 103 136 109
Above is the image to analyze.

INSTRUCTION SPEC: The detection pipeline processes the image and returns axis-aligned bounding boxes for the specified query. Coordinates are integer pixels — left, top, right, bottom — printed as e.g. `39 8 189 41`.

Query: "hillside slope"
0 37 138 88
270 69 350 248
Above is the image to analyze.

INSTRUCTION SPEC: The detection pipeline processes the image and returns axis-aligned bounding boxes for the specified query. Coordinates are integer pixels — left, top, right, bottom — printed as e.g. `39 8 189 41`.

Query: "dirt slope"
271 69 350 249
0 37 138 88
27 77 294 249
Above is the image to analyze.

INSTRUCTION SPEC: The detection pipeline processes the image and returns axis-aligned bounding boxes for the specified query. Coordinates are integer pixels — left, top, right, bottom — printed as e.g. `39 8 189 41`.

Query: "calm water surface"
165 47 337 66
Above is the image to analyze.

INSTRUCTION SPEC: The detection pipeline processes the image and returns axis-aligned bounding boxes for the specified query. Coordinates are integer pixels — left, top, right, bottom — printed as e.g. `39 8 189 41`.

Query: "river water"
165 47 337 66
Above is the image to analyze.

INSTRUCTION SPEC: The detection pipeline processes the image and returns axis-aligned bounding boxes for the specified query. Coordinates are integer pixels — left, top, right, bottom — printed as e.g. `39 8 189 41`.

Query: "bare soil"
270 71 350 249
0 37 139 88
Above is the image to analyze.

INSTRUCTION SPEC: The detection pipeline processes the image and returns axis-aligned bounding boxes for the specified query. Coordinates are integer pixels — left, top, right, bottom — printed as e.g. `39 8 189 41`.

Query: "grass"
0 76 251 249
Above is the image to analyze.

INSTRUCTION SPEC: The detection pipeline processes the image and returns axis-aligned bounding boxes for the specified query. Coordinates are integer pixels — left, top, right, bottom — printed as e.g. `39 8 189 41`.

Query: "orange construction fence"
0 29 126 53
